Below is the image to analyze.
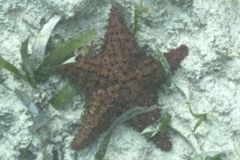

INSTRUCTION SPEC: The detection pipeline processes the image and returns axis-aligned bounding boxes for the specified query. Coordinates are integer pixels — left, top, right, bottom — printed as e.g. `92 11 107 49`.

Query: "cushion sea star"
58 6 188 151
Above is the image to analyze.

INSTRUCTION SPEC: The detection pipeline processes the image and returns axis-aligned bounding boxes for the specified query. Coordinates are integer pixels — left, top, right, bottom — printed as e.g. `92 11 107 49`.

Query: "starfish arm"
57 63 81 82
129 108 172 151
76 54 103 67
74 57 100 73
71 92 110 149
79 56 119 81
57 62 91 90
100 7 137 57
164 44 189 72
71 85 121 149
58 61 106 93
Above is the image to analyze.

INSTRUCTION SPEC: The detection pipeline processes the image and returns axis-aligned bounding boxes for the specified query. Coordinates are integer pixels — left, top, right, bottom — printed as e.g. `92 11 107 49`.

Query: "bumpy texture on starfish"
58 6 188 151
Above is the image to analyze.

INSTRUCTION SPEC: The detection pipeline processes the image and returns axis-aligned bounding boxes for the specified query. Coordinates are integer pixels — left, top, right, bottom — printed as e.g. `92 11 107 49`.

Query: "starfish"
58 6 188 151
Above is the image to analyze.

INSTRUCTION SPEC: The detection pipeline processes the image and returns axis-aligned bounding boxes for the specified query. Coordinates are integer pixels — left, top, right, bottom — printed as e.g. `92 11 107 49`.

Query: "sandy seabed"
0 0 240 160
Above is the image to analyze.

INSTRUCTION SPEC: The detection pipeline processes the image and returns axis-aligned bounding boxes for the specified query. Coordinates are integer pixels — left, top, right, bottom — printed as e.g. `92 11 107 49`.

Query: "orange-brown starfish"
58 6 188 151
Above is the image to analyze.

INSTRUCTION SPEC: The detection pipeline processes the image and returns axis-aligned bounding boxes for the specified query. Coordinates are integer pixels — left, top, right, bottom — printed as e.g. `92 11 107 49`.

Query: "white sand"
0 0 240 159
